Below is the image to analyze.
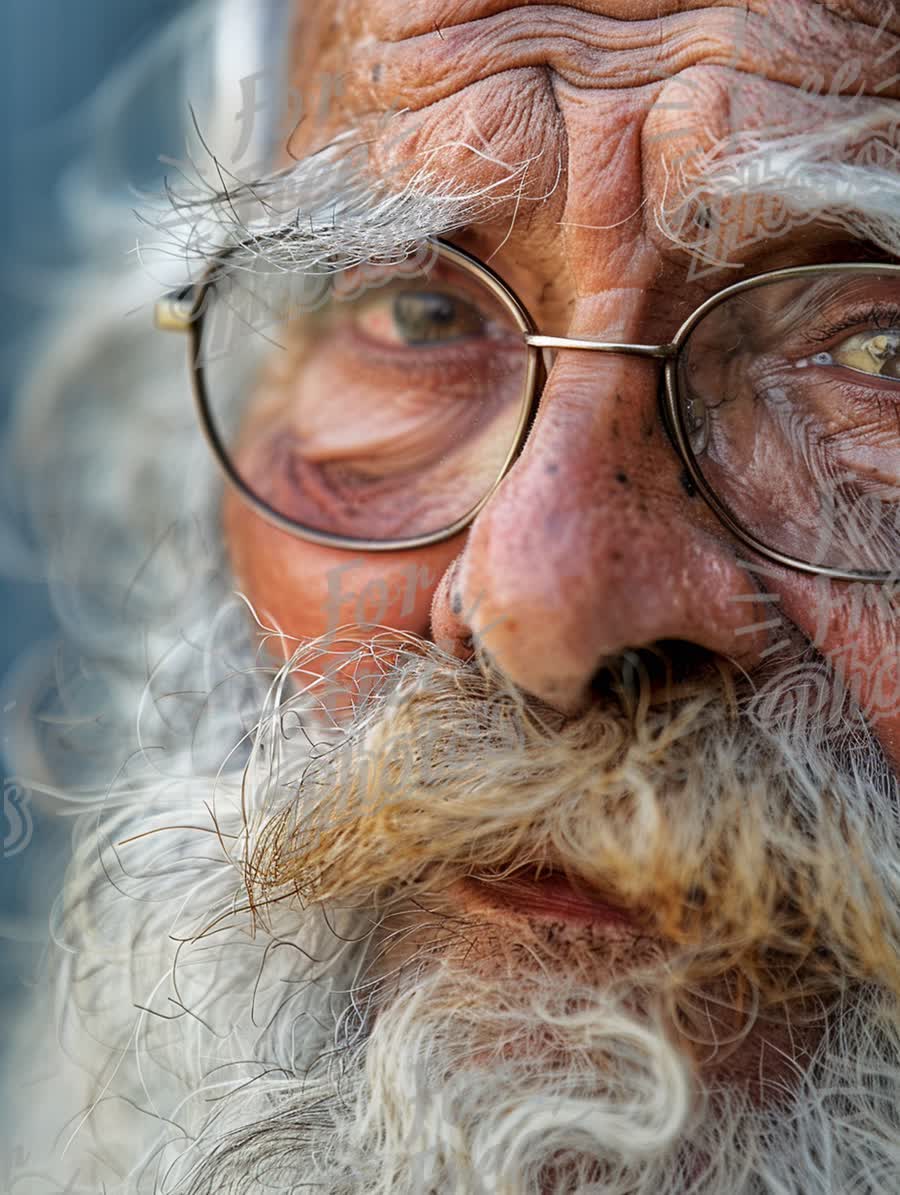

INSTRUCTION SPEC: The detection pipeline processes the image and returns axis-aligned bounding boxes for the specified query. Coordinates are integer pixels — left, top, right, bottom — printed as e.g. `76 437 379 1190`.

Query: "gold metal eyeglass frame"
155 236 900 583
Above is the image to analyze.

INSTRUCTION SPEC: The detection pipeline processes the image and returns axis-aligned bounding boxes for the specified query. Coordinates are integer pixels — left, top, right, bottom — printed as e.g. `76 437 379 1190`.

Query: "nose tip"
428 355 776 712
439 542 771 714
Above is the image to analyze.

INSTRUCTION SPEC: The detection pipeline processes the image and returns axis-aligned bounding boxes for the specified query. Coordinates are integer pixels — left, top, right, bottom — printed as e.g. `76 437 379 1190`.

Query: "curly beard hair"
6 602 899 1194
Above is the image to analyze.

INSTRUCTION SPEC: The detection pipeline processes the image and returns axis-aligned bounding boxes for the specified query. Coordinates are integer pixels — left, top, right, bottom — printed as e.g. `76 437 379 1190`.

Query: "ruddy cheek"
777 577 900 772
223 488 462 705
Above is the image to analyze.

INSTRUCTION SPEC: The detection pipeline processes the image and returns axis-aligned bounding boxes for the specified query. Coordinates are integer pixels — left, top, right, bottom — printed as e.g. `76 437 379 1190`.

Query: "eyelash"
806 303 900 344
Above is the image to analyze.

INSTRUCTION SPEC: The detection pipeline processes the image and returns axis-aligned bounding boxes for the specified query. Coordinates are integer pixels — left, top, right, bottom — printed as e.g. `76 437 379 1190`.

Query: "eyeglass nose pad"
656 370 704 499
657 368 680 452
519 347 549 447
508 345 550 467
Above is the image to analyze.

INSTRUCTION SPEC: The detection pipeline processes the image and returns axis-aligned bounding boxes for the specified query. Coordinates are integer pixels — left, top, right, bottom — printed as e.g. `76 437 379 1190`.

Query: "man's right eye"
353 288 486 348
830 328 900 380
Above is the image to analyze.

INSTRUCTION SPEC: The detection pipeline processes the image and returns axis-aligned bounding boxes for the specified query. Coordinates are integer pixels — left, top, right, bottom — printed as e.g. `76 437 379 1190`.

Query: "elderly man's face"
227 1 899 755
97 2 900 1192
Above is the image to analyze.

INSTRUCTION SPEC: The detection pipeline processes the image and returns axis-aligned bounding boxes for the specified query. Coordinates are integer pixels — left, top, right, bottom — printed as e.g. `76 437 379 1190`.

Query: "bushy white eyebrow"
144 133 543 283
656 104 900 274
146 99 899 292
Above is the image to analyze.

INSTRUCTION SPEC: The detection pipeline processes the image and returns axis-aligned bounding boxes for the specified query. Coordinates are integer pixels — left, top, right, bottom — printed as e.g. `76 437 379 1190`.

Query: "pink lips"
457 868 639 929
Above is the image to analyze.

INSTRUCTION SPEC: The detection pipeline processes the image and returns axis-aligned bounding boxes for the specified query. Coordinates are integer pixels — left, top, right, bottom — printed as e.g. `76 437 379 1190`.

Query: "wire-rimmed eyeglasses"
155 236 900 582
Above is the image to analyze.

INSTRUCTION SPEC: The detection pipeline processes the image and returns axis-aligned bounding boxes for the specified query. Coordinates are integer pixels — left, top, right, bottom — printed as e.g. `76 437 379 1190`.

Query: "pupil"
425 295 457 324
393 292 461 342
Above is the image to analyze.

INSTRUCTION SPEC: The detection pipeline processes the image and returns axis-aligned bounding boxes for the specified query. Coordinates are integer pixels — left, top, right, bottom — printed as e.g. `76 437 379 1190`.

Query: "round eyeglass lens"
676 268 900 574
195 243 532 542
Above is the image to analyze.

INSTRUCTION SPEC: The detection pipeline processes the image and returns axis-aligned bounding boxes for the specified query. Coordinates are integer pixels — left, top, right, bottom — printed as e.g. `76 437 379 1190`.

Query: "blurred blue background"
1 0 185 694
0 0 184 1038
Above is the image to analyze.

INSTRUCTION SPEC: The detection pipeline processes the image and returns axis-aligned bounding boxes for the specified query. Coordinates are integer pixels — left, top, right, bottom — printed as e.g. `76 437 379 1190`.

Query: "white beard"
5 609 900 1195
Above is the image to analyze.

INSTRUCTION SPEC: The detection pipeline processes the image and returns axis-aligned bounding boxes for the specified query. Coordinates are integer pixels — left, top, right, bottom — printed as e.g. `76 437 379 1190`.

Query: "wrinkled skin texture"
225 0 900 764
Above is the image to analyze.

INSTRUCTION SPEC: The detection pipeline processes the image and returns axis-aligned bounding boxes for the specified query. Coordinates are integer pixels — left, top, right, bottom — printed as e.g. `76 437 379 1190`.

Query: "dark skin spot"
615 471 629 485
451 591 463 616
680 468 698 498
545 462 559 474
611 419 620 440
371 62 382 82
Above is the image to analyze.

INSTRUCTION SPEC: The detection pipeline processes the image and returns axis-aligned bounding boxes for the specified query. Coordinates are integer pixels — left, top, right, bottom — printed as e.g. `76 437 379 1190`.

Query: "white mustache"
243 636 900 1003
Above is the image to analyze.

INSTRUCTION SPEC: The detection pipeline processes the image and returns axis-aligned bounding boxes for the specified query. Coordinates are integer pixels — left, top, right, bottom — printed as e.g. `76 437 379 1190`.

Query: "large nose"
430 351 775 711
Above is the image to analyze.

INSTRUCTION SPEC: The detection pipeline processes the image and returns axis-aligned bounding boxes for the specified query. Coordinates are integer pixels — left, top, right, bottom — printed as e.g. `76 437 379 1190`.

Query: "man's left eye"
831 328 900 379
355 289 485 347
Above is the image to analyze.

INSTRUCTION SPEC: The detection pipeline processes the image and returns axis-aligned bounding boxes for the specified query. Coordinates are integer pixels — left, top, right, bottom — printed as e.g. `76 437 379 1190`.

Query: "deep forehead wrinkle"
364 0 900 44
353 4 900 112
365 0 898 37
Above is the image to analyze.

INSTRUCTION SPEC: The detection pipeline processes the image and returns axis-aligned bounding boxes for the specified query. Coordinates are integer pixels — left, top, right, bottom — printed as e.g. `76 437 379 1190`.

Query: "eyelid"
815 306 900 341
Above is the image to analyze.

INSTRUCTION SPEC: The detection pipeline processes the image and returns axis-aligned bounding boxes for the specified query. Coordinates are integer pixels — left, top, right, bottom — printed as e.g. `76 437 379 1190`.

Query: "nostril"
589 639 723 706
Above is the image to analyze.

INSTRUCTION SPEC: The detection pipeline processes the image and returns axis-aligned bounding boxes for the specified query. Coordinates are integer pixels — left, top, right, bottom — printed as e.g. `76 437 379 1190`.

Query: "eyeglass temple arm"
524 334 676 359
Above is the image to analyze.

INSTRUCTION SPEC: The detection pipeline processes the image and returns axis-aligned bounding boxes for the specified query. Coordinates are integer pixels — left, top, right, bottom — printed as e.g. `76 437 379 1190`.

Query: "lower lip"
455 870 639 929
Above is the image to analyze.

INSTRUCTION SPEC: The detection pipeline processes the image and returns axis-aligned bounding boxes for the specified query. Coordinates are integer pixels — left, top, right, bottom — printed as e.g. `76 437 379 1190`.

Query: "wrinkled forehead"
284 1 900 274
290 0 900 125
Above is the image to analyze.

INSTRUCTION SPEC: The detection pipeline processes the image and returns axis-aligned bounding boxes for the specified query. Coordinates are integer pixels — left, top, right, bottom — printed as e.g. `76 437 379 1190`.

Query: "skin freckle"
680 468 698 498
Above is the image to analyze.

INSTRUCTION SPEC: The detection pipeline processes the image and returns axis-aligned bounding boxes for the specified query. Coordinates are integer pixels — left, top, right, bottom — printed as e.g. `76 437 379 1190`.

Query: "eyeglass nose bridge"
523 334 682 448
522 332 685 481
523 334 677 360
